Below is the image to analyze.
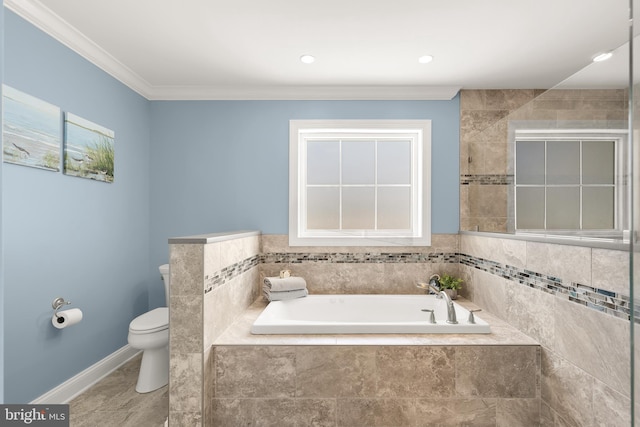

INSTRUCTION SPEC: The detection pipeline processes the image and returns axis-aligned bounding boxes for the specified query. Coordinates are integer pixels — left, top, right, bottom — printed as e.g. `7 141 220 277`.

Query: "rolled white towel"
263 288 308 302
263 276 307 292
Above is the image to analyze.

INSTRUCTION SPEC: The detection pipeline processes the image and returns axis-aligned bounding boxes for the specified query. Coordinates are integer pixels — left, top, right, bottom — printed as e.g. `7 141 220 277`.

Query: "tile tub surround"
168 231 261 427
460 233 632 426
169 231 632 425
212 299 540 426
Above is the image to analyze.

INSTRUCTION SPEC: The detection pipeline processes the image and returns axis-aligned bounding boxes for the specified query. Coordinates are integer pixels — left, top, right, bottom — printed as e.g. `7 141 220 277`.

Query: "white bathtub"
250 295 490 334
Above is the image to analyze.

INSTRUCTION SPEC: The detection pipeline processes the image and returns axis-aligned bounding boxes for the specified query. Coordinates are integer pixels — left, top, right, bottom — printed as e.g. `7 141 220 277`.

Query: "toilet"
127 264 170 393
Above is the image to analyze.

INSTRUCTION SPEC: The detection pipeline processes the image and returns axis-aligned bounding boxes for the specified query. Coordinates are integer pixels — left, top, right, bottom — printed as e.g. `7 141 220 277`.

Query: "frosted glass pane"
378 187 411 229
307 140 339 185
342 188 375 229
378 140 411 184
547 141 580 185
583 187 614 229
516 141 544 185
547 187 580 229
583 141 615 185
307 187 339 229
342 140 375 184
516 187 544 229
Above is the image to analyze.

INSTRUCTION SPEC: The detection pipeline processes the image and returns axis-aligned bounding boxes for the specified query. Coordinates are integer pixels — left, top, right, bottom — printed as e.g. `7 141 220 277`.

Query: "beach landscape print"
2 85 61 171
64 113 115 183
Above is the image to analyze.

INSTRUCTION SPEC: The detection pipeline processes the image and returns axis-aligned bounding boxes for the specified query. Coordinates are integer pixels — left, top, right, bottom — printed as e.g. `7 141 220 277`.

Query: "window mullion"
374 139 378 231
579 140 583 230
544 140 547 230
339 139 343 231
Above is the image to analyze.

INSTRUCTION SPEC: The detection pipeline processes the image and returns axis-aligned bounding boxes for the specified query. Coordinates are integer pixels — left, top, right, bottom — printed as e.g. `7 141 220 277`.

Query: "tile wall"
168 232 261 427
211 345 540 426
168 231 632 426
260 234 460 294
460 233 631 426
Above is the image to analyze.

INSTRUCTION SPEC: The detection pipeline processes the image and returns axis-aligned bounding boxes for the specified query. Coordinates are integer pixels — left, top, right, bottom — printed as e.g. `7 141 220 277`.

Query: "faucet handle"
421 309 436 324
467 309 482 324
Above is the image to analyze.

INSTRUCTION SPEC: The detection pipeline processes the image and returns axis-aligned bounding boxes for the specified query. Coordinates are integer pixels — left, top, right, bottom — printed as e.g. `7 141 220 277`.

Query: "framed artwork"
64 112 115 183
2 84 61 171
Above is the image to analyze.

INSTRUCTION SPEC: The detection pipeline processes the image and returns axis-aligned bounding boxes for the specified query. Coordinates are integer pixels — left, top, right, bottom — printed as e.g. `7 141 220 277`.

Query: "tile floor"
68 354 168 427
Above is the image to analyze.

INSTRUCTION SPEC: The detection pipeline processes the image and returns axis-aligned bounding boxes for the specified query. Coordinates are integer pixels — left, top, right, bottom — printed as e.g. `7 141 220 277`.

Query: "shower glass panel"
582 187 615 229
516 141 545 185
546 187 580 229
632 0 638 424
516 187 545 229
583 141 615 185
547 141 580 185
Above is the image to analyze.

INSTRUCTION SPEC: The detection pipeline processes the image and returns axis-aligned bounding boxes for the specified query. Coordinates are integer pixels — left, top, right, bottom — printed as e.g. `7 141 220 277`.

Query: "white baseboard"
31 344 141 404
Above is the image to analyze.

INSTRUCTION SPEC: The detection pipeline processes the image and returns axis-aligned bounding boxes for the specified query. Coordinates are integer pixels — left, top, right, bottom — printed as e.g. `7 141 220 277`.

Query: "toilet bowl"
127 264 170 393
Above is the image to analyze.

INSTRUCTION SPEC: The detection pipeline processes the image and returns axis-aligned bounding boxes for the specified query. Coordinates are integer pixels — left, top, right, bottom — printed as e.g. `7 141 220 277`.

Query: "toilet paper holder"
52 297 71 318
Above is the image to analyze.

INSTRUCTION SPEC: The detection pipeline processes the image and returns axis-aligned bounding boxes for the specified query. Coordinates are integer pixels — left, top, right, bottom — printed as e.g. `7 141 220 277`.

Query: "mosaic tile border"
205 250 634 322
205 254 260 293
261 252 459 264
460 174 513 185
459 253 634 322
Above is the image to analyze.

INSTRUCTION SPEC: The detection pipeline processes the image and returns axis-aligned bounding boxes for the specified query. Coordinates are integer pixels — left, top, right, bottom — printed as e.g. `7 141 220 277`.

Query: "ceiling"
4 0 631 100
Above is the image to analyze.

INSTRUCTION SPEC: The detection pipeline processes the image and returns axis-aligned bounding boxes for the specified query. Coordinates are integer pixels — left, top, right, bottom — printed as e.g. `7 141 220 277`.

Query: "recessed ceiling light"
418 55 434 64
593 52 613 62
300 55 315 64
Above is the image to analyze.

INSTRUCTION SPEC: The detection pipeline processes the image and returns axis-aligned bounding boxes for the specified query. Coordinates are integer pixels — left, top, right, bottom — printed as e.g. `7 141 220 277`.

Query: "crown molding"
4 0 153 98
146 85 461 101
4 0 460 101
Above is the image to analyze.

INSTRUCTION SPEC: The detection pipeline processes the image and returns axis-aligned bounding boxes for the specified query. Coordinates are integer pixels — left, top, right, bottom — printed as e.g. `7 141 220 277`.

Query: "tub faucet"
426 275 458 324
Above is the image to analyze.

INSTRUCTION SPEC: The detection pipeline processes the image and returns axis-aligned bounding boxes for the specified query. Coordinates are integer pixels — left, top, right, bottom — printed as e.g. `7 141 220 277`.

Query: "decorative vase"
444 289 458 300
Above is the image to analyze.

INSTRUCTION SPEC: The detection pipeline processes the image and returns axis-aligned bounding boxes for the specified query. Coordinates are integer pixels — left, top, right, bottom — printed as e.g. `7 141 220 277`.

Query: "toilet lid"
130 307 168 333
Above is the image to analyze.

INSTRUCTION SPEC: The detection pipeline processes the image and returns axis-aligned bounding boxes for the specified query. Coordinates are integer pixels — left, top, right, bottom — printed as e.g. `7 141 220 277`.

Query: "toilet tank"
159 264 170 306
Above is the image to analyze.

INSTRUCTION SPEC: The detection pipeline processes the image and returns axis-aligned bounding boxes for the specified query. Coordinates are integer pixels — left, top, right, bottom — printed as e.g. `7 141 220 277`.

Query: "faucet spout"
422 275 458 324
437 290 458 324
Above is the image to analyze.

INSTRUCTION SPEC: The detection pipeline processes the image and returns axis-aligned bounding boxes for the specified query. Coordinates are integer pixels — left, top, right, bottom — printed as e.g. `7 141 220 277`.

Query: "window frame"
289 120 431 246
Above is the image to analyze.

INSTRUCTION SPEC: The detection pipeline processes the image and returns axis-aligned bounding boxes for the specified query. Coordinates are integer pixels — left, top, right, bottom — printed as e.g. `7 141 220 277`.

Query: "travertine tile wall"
260 234 460 294
212 345 540 426
168 232 261 427
460 89 628 232
169 231 632 426
460 233 631 426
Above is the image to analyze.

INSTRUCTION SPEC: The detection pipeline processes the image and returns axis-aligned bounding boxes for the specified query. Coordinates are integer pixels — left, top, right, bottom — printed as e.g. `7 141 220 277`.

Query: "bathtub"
250 294 490 334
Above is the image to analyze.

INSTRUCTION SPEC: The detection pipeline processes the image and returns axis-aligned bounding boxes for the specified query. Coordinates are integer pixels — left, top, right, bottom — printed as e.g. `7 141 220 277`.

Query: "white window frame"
289 120 431 246
514 129 629 235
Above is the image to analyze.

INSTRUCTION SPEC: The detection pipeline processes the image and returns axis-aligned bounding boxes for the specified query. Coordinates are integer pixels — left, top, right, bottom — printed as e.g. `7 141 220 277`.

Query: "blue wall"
149 100 460 306
3 11 151 403
3 8 461 402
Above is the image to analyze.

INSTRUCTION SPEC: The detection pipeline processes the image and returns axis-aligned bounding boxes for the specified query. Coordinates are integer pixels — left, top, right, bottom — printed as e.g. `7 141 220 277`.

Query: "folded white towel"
263 288 308 302
263 276 307 292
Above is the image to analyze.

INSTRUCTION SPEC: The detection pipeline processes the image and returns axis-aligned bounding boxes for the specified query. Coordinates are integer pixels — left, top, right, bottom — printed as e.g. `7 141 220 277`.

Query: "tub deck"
214 297 538 346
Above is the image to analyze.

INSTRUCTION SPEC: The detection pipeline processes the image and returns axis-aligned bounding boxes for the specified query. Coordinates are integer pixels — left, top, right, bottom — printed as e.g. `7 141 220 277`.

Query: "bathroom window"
289 120 431 246
514 130 628 233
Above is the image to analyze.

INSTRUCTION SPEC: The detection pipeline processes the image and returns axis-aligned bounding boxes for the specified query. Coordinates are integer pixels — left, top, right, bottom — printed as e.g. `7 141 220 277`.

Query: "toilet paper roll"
52 308 83 329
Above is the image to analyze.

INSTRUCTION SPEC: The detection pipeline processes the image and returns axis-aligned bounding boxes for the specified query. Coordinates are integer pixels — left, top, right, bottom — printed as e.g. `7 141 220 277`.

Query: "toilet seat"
129 307 168 334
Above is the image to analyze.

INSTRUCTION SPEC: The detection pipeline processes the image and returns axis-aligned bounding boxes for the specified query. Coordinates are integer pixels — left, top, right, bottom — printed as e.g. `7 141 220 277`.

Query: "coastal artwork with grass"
64 113 115 183
2 84 61 171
